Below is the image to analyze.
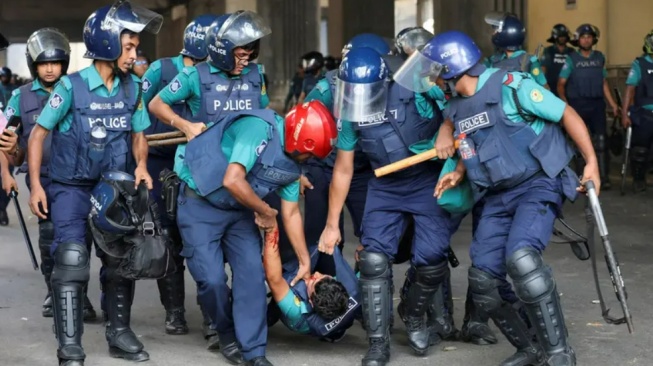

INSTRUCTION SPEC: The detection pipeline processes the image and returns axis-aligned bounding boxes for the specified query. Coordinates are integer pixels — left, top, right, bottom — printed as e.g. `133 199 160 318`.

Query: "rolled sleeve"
626 60 642 86
335 121 358 151
558 56 573 79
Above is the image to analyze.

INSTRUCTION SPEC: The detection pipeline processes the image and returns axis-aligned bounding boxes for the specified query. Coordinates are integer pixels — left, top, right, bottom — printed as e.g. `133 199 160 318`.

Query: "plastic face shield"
26 28 71 61
216 11 271 47
333 78 388 123
393 50 444 93
105 0 164 34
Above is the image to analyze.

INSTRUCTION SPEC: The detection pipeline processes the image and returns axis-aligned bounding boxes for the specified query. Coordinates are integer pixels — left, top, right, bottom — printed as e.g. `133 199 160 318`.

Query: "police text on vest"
459 112 490 134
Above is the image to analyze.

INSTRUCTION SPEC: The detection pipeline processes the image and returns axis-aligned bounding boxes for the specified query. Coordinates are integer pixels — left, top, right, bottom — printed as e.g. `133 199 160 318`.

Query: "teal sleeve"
483 57 492 68
276 290 310 334
157 67 198 107
258 64 269 108
5 89 21 118
304 79 333 110
529 58 548 86
335 121 358 151
141 59 163 105
626 59 642 86
277 180 300 202
414 92 435 118
516 78 566 123
558 56 573 79
36 77 73 131
603 68 608 78
131 96 151 133
226 120 270 172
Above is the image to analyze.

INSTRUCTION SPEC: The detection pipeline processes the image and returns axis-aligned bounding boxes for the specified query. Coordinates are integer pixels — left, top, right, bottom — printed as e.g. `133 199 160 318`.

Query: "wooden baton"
145 130 185 141
148 137 187 147
374 149 438 177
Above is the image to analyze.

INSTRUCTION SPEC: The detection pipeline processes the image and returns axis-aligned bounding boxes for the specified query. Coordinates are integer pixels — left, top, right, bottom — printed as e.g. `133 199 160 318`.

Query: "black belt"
183 184 203 200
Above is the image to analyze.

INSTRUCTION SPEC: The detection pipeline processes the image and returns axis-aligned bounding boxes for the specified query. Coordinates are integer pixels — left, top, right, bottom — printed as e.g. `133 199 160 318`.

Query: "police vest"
49 73 137 185
323 70 371 172
185 109 301 210
280 247 360 338
146 57 192 158
543 46 573 95
351 81 440 177
489 53 531 73
447 70 574 191
18 83 52 176
194 62 262 125
565 51 605 100
303 73 319 95
635 56 653 107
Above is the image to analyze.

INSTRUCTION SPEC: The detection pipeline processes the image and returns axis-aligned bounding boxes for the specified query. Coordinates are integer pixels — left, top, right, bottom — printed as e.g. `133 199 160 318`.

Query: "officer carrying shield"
621 30 653 192
484 12 548 87
26 1 161 364
541 24 574 96
397 30 600 366
0 28 97 321
140 13 219 338
558 24 619 189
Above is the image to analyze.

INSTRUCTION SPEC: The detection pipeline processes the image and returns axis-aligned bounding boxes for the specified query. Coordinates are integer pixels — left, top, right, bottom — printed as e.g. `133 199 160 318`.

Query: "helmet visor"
106 0 164 34
334 78 388 123
217 11 271 47
27 28 70 62
393 50 444 93
395 28 433 57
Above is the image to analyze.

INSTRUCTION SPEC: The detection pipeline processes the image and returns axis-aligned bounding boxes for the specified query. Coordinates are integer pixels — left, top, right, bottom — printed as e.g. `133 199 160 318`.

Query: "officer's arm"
28 125 49 188
296 91 307 106
557 56 573 103
140 61 162 106
280 197 310 270
263 228 291 303
223 163 277 216
602 79 618 110
327 149 355 229
561 106 597 163
557 78 568 103
149 69 198 131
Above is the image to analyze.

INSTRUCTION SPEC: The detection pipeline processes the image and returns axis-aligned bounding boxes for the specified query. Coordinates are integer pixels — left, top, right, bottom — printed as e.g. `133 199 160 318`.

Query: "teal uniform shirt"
155 62 269 191
5 79 51 148
626 54 653 111
277 288 311 334
484 50 548 86
141 54 186 106
37 65 150 133
558 50 608 79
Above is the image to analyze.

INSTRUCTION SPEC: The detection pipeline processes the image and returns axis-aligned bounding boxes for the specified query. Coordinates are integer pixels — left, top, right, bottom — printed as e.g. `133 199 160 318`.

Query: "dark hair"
310 278 349 321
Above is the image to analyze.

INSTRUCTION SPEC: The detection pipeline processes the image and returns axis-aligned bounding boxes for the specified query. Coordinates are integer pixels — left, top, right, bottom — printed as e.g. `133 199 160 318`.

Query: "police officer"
0 32 11 226
621 30 653 192
319 47 457 365
177 102 336 366
148 10 272 365
140 13 218 338
484 12 548 87
558 24 619 189
401 30 599 366
541 24 574 96
296 51 324 105
27 1 161 364
0 28 97 321
0 66 17 111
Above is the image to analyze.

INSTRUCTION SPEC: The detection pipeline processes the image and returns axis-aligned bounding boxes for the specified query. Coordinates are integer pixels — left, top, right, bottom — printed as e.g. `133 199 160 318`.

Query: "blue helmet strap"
112 180 149 229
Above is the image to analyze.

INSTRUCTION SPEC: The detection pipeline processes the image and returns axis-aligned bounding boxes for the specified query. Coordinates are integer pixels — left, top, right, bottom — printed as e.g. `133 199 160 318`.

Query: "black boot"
460 287 498 345
509 248 576 366
158 269 188 335
245 357 273 366
105 265 149 362
199 294 221 351
426 270 460 345
594 134 611 190
469 267 545 366
0 209 8 226
218 336 245 365
51 243 90 366
82 286 97 322
631 147 649 193
359 251 392 366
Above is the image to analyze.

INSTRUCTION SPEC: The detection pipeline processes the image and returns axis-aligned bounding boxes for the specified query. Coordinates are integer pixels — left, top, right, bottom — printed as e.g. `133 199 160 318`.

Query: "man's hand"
435 121 456 160
29 184 48 219
611 104 620 118
434 171 464 199
291 261 311 287
622 115 632 129
299 175 313 196
134 165 153 189
318 224 341 255
0 130 19 153
578 161 601 196
255 207 279 231
1 171 17 195
181 121 206 142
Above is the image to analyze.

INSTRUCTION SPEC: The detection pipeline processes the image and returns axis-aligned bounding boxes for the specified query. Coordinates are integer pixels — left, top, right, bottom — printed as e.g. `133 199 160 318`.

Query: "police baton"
9 189 39 270
620 126 632 196
584 180 634 333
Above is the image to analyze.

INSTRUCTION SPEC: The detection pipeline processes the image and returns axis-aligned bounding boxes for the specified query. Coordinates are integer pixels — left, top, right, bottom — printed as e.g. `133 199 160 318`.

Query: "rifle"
585 180 634 333
9 189 38 270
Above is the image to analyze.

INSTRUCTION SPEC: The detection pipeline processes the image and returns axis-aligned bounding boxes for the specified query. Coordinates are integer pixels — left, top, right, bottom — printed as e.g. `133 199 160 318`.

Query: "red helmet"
285 100 337 159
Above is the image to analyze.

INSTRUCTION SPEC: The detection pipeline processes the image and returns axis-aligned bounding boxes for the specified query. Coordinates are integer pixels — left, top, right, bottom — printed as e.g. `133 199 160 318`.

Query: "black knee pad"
468 267 504 314
415 261 449 287
358 250 390 278
507 247 555 304
51 242 91 285
632 146 649 163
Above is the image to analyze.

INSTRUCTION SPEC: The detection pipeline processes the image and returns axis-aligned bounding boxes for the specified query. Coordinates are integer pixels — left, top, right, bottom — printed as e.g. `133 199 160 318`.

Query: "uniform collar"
87 63 120 92
31 79 49 92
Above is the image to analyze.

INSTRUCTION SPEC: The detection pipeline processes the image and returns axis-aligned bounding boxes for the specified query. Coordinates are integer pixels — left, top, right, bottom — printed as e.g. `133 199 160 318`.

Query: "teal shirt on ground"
277 286 311 334
37 65 150 133
558 50 608 79
484 50 548 86
175 114 300 202
626 54 653 111
5 79 51 149
155 62 270 191
141 54 186 106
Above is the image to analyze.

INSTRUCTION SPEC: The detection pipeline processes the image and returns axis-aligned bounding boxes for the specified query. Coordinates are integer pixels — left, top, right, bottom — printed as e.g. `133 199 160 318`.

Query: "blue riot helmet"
571 24 600 48
25 28 71 80
180 14 219 61
342 33 392 57
0 31 8 50
333 47 389 123
394 30 483 94
394 27 434 60
485 12 525 51
0 67 11 79
83 0 163 61
205 10 271 72
547 23 570 43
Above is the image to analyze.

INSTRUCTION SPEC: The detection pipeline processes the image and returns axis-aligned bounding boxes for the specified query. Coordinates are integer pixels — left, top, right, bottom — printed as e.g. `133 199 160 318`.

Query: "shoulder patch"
530 89 544 103
4 106 15 119
261 82 266 95
168 79 182 94
255 139 268 156
142 78 152 93
532 67 540 76
293 296 301 307
49 93 64 109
